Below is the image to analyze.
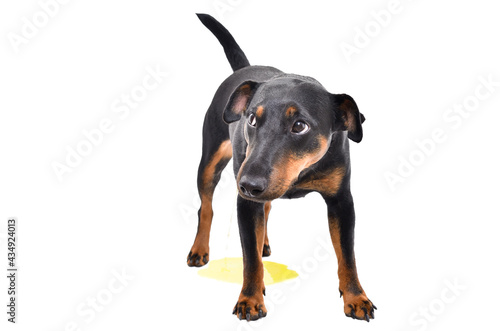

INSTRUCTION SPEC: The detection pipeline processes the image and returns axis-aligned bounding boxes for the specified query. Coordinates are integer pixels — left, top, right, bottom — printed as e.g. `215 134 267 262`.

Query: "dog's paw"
232 293 267 321
262 244 271 257
186 249 209 267
342 292 376 322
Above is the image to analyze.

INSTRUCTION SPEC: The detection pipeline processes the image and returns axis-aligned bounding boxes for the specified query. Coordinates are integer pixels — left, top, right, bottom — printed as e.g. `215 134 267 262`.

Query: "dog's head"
223 75 365 202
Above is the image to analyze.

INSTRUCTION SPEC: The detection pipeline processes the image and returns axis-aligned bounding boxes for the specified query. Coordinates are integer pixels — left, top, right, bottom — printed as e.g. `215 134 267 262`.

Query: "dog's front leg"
233 195 267 321
324 192 376 322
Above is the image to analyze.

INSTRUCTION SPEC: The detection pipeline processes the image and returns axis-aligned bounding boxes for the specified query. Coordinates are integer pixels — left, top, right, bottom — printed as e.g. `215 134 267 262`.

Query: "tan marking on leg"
263 201 272 256
188 140 232 267
202 140 233 198
256 219 265 259
329 217 374 320
329 218 360 292
235 210 267 320
188 194 213 264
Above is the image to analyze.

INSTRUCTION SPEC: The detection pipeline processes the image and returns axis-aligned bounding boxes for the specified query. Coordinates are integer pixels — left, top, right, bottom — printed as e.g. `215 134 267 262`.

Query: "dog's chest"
282 166 346 199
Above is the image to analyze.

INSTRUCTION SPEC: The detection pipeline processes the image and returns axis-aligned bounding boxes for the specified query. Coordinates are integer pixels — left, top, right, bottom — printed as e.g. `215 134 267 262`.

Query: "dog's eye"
248 113 257 127
291 121 309 134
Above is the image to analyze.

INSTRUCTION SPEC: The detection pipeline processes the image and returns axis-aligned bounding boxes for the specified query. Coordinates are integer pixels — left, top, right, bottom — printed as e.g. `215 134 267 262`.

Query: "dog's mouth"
236 160 310 203
236 135 330 203
237 191 271 203
236 173 293 203
237 190 288 204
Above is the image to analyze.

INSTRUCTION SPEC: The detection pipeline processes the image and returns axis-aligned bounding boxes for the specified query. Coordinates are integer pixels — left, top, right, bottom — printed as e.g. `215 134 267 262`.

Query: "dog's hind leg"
187 113 232 267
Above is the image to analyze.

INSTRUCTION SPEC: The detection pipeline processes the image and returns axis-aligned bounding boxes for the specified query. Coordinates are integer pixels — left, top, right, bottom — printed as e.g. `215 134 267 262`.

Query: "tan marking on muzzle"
265 135 330 198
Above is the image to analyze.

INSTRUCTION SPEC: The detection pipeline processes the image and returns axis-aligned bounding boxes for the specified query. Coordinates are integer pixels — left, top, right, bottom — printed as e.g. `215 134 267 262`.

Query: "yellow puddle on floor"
198 257 298 285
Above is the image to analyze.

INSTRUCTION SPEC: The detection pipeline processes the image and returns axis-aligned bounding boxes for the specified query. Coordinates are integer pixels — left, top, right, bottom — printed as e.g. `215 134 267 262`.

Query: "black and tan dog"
187 14 375 322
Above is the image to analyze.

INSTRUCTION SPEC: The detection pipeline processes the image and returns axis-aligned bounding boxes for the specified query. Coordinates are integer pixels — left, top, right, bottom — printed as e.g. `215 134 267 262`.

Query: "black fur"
188 14 374 322
196 13 250 72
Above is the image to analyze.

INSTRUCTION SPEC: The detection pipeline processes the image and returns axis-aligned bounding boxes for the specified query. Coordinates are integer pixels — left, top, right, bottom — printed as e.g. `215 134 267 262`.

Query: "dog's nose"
239 175 267 198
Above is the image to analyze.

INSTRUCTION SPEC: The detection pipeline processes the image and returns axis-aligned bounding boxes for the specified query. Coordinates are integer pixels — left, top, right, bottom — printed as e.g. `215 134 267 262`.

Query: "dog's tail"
196 13 250 72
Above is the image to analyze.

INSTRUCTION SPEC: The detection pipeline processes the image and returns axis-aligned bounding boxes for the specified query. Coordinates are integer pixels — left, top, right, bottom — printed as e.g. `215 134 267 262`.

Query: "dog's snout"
239 175 268 198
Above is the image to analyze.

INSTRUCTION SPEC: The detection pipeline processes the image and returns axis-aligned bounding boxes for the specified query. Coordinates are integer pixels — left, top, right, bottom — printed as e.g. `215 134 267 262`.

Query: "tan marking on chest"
295 166 346 196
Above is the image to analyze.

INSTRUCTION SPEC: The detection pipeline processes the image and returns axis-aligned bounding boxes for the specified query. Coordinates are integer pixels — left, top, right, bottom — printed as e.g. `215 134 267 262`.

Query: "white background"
1 0 499 330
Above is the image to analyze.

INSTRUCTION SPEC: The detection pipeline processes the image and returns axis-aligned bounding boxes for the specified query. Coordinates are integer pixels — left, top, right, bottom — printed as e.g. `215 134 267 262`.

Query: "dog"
187 13 375 322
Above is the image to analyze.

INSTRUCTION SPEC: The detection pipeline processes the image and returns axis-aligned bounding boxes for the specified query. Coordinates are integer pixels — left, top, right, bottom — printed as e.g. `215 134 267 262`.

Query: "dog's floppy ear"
223 81 260 124
330 93 365 143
